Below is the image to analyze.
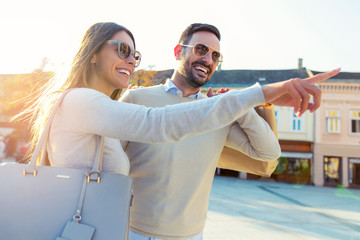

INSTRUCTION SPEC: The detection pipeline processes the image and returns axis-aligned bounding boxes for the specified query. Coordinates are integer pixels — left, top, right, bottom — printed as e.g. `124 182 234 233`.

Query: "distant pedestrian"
18 142 29 162
4 135 17 162
0 136 5 162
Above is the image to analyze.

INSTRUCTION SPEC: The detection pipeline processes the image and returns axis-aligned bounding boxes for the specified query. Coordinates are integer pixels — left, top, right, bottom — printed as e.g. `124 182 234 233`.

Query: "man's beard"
180 60 213 88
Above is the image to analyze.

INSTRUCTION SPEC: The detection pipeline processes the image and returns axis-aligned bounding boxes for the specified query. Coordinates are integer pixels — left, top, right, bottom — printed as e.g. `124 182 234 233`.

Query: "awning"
280 152 313 159
349 158 360 164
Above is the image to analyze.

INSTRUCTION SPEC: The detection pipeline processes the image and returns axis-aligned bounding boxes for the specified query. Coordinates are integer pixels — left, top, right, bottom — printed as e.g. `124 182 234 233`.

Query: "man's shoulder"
198 92 208 99
122 84 168 105
129 84 164 95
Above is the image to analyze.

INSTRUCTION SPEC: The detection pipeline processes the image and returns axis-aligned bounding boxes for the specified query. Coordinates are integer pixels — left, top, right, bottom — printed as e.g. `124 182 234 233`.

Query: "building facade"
272 106 314 185
313 73 360 188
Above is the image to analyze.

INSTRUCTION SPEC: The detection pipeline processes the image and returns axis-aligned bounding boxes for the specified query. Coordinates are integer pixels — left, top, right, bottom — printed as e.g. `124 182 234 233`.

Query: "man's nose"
201 52 213 64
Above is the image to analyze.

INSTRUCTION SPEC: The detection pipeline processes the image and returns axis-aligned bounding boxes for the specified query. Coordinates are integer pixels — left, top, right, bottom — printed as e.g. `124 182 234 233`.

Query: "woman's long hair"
16 22 136 162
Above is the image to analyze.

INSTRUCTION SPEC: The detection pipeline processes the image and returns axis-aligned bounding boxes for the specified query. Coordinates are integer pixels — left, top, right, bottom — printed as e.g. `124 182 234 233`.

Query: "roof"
149 68 360 87
310 70 360 83
150 68 311 87
204 68 310 87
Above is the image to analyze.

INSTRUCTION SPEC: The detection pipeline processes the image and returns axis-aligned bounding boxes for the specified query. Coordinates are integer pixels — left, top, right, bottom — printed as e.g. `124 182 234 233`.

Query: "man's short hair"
178 23 221 45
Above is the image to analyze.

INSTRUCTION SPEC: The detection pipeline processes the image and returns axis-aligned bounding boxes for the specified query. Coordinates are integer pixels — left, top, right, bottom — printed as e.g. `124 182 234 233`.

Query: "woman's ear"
174 44 182 60
90 54 97 64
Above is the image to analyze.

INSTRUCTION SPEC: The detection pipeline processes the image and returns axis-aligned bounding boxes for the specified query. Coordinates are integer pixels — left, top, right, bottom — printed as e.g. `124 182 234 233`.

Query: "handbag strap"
73 134 106 223
25 89 104 176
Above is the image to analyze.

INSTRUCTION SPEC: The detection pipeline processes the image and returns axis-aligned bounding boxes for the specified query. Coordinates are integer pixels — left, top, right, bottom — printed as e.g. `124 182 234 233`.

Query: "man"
120 23 339 240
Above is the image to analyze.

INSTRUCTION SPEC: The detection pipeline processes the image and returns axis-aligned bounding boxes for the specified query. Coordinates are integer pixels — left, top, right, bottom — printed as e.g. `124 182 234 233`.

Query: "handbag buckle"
23 169 37 176
86 171 101 183
73 210 82 223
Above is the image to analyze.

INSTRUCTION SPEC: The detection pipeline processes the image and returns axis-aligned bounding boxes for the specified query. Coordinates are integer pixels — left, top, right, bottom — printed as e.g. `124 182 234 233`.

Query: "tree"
130 69 157 87
0 58 52 121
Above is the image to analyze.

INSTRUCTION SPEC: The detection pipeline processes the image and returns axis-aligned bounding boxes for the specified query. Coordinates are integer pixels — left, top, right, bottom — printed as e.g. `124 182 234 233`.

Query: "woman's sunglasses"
180 43 223 64
105 40 141 67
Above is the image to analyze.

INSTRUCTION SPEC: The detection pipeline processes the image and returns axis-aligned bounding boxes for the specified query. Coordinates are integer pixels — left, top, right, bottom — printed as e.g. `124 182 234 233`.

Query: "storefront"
314 143 360 188
349 158 360 188
272 140 313 185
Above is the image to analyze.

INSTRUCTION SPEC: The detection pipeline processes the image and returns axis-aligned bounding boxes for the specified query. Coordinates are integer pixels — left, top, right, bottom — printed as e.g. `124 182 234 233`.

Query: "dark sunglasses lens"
119 42 131 59
134 52 141 67
194 44 209 57
212 51 220 62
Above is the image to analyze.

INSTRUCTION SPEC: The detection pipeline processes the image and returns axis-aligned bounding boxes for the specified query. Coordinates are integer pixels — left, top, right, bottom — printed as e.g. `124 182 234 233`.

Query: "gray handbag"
0 90 133 240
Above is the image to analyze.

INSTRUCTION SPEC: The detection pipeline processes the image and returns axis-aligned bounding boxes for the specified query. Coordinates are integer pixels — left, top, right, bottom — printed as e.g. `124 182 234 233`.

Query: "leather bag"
0 90 133 240
217 105 279 177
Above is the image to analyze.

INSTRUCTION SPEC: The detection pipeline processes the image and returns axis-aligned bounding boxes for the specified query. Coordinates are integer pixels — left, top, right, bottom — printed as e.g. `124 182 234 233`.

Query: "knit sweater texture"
120 85 280 239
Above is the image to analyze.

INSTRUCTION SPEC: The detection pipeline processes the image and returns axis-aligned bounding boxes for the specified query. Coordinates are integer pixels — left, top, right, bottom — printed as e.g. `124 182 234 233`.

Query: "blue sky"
0 0 359 74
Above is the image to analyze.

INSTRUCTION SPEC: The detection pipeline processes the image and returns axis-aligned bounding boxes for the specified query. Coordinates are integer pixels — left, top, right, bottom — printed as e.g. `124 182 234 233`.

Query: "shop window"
326 110 340 133
324 156 342 185
287 158 310 175
350 111 360 134
349 158 360 188
273 157 311 184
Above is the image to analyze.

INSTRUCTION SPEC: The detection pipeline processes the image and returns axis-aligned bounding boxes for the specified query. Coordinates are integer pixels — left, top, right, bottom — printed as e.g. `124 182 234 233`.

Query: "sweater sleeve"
62 85 266 143
225 108 281 161
118 89 131 150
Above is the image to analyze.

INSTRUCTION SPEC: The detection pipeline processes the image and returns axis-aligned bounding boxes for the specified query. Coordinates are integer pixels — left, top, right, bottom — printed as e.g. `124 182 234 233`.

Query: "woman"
19 22 338 176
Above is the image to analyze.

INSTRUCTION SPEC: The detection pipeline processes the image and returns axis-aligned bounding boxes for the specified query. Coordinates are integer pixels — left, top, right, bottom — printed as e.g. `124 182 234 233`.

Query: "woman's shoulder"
64 88 108 103
66 87 107 97
60 88 110 113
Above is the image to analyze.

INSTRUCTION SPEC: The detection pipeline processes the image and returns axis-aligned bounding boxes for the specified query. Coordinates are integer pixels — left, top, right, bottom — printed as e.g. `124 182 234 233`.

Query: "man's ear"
174 44 182 60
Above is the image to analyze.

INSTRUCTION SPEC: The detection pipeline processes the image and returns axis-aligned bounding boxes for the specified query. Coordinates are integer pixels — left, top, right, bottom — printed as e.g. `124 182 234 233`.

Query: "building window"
326 110 340 133
275 109 279 126
324 156 342 185
292 113 303 132
351 111 360 134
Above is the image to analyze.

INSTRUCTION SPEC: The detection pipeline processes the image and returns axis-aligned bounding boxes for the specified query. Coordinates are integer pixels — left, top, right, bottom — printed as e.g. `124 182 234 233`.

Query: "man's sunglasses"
105 40 141 67
180 43 223 63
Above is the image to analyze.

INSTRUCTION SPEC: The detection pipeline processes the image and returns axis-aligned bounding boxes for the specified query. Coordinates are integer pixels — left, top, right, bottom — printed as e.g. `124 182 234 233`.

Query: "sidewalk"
204 176 360 240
